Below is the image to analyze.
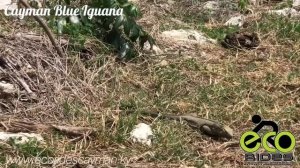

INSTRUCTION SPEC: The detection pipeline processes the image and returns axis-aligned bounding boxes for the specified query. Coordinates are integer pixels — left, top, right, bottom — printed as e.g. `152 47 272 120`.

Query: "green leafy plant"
238 0 249 12
50 0 155 60
8 138 53 158
199 25 239 41
92 0 155 59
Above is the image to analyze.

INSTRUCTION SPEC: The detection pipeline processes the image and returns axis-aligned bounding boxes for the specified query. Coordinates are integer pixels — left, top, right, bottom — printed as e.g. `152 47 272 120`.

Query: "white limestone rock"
130 123 153 146
0 132 44 144
161 29 216 45
225 15 244 27
0 81 16 94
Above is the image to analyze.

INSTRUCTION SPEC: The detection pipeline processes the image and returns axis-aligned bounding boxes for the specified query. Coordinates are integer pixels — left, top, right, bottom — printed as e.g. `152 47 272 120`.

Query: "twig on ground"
18 0 66 58
4 57 34 94
0 119 97 138
15 76 33 94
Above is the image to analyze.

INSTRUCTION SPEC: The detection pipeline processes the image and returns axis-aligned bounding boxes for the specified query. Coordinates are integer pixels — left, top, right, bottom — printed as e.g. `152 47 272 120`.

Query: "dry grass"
0 0 300 167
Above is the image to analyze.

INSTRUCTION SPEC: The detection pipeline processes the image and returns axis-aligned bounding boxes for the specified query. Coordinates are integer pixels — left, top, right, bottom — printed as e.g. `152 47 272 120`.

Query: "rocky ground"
0 0 300 167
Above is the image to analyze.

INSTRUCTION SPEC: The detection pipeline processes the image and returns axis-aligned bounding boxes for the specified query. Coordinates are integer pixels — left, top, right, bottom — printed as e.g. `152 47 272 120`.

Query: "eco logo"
240 115 296 165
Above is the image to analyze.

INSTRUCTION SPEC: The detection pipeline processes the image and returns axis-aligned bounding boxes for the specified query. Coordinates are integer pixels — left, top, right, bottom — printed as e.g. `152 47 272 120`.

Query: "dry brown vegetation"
0 0 300 167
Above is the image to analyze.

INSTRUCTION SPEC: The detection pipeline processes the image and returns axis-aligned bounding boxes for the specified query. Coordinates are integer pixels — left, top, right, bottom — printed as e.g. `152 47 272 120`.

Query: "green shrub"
50 0 154 60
